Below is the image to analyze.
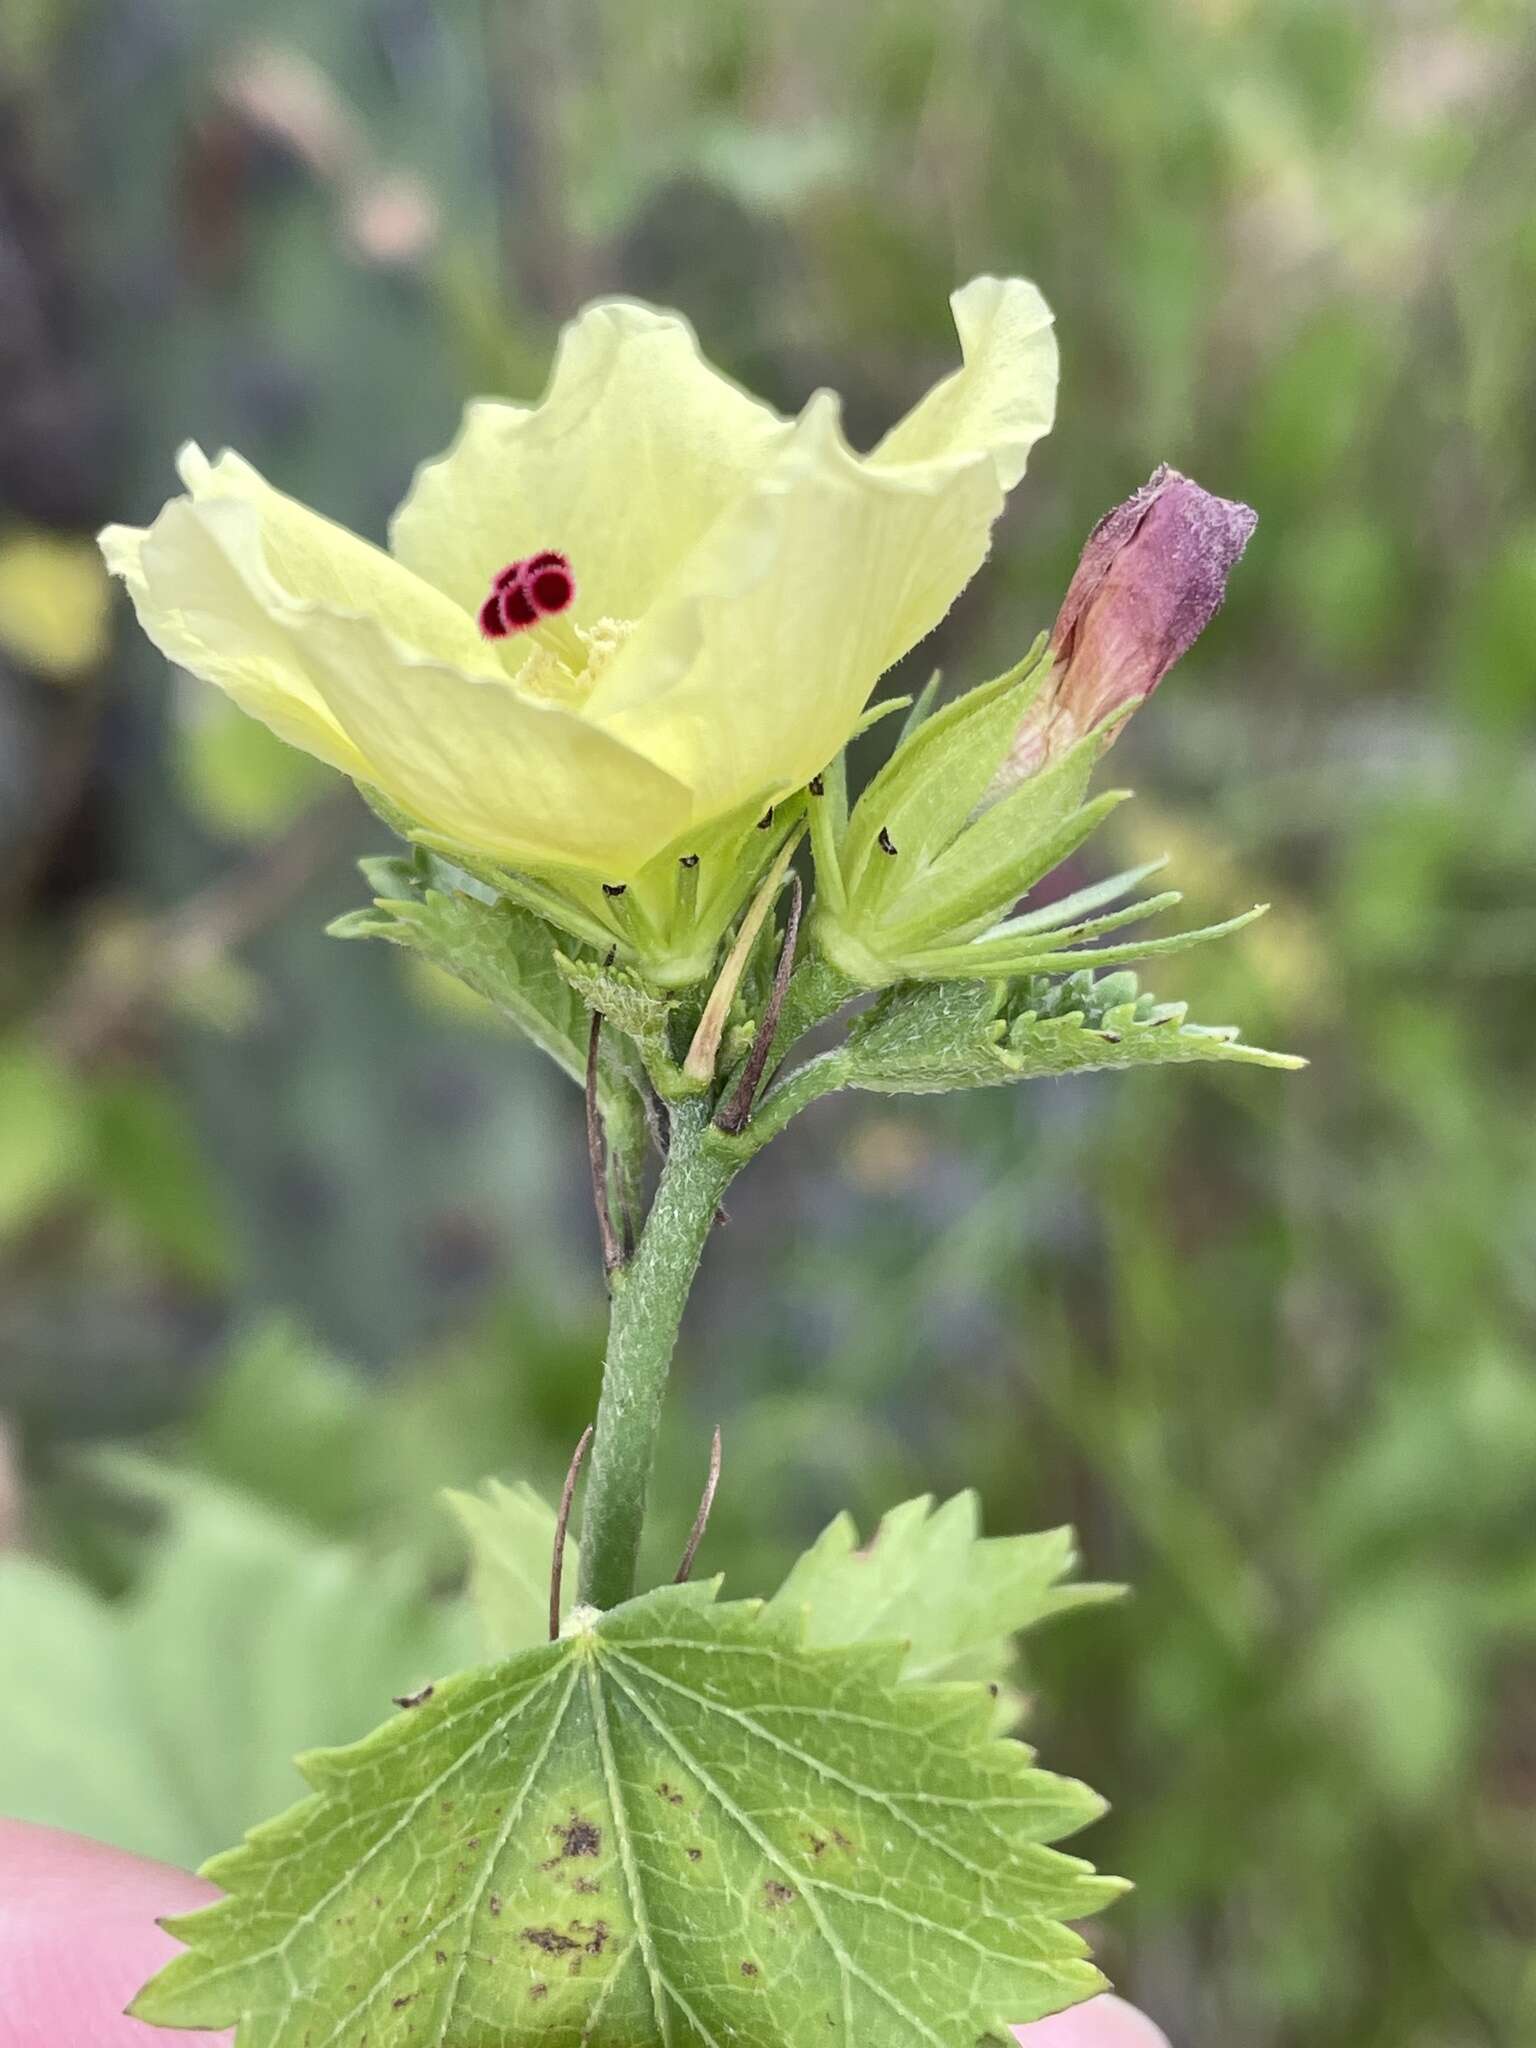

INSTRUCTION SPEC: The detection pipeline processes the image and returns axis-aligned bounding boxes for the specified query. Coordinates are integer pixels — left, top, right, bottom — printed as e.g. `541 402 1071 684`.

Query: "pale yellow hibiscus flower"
100 277 1056 892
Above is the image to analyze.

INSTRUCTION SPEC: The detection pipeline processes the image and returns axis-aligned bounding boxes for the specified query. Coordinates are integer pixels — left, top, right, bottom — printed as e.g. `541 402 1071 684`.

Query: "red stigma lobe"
478 550 576 639
531 567 573 612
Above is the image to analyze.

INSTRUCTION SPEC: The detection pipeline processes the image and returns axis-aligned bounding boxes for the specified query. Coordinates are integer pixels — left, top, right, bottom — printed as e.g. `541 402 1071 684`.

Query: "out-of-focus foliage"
1 3 1533 2046
0 1464 479 1869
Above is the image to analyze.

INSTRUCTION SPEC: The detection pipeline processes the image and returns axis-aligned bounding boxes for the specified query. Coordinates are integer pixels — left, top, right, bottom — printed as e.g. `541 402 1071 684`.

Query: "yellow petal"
0 529 112 681
273 599 691 875
105 457 690 877
872 275 1057 485
389 300 790 623
176 444 502 679
583 279 1056 822
100 504 373 777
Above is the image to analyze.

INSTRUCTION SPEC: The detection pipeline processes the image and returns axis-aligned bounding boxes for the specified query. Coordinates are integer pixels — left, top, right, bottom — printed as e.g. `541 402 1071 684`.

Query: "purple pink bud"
999 467 1256 787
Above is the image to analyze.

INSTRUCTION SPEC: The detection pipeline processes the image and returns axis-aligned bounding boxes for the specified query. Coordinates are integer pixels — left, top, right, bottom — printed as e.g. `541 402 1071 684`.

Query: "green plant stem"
577 1098 737 1609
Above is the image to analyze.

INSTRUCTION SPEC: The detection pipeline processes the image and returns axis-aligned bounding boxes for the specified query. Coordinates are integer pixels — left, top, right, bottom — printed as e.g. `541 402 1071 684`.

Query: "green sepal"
903 900 1271 983
853 691 917 738
896 667 944 745
873 729 1122 955
841 640 1049 903
131 1579 1121 2046
983 857 1171 940
806 749 850 916
818 787 1133 991
628 794 808 990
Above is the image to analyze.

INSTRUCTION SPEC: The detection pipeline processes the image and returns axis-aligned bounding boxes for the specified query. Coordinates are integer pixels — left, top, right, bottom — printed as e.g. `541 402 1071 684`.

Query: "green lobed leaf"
721 970 1302 1147
444 1478 573 1656
840 980 1022 1093
769 1491 1120 1699
133 1581 1121 2046
998 995 1305 1077
842 975 1302 1092
331 860 589 1085
553 952 675 1050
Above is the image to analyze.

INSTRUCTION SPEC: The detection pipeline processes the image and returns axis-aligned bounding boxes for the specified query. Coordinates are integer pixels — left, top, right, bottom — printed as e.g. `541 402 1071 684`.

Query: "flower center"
477 551 634 703
479 549 576 639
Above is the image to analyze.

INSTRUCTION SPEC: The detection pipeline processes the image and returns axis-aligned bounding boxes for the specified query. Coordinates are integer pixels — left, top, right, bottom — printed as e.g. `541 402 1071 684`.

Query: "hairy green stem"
577 1098 737 1609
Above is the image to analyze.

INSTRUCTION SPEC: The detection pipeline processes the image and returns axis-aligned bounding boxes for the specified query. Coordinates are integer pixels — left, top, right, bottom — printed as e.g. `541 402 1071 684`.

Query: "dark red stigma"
479 550 576 639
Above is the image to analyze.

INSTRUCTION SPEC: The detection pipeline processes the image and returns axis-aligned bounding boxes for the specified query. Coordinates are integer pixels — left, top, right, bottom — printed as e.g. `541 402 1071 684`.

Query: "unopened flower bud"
997 465 1256 789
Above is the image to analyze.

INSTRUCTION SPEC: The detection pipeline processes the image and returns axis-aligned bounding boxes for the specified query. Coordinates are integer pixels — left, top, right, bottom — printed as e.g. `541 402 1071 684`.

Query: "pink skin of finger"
0 1819 1166 2047
1015 1997 1172 2047
0 1821 230 2046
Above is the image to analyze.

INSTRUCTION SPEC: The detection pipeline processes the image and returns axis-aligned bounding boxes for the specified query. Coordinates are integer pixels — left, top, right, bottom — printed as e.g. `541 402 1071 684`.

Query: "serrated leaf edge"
134 1579 1122 2045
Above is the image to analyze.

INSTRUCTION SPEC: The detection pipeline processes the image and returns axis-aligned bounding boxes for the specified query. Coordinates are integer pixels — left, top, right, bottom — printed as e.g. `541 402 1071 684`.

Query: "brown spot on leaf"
685 1847 703 1863
741 1961 760 1978
391 1994 415 2010
762 1880 795 1909
522 1926 580 1956
489 1894 502 1917
392 1684 434 1709
556 1813 602 1858
572 1876 600 1895
656 1782 684 1806
434 1950 447 1966
529 1982 548 2001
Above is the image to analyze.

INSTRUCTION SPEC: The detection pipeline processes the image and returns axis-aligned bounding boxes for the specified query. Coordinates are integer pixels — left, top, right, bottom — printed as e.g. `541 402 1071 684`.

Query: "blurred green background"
2 2 1534 2043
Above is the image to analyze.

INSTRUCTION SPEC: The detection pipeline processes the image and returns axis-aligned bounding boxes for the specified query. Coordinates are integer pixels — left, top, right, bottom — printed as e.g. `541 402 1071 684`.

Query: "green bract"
812 651 1267 990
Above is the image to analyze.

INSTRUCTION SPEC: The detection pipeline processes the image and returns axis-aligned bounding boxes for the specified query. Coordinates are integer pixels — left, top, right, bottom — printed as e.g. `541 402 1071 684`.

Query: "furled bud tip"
479 549 576 638
999 466 1256 788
